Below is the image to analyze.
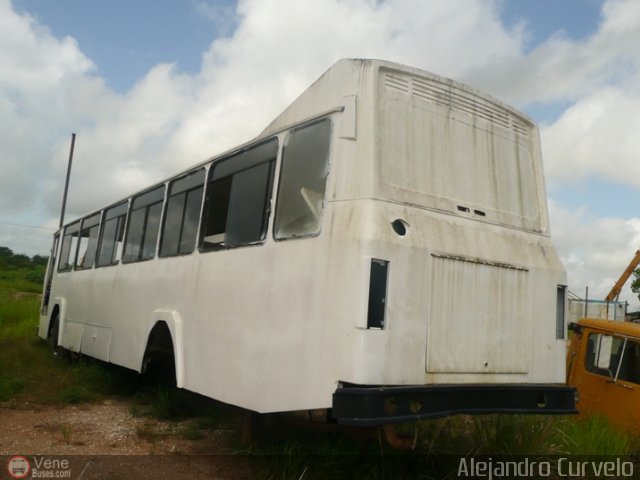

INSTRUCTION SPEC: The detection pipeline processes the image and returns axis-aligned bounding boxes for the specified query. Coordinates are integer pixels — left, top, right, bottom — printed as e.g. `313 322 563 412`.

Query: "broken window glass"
274 119 332 240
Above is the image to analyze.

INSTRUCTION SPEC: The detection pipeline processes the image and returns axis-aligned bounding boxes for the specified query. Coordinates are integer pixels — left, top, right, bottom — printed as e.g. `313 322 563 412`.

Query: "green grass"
0 276 139 404
240 432 432 480
420 413 640 457
418 414 564 457
0 275 44 294
0 282 41 335
552 415 636 456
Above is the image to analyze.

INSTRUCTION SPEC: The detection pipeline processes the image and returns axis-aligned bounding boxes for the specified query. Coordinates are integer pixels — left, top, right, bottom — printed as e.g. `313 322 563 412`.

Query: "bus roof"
261 58 535 136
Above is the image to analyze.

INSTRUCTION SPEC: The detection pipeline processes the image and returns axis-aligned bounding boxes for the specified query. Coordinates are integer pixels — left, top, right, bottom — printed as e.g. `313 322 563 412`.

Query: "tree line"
0 246 48 285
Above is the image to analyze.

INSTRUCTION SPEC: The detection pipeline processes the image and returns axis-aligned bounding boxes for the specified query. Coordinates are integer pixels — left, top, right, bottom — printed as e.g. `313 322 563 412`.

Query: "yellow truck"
567 318 640 430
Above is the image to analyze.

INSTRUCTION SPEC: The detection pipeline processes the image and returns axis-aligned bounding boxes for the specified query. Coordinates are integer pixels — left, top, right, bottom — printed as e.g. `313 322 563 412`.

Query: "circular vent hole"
391 219 408 236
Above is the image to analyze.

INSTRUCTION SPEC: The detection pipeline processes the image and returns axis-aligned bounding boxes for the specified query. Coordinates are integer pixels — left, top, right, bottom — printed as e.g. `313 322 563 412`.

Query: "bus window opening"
75 213 101 269
97 202 128 267
200 139 277 250
274 119 332 240
160 168 205 257
123 186 165 262
58 221 80 271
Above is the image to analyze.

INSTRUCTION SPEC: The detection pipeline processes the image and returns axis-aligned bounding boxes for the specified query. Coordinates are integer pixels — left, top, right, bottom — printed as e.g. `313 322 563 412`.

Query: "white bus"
39 59 575 426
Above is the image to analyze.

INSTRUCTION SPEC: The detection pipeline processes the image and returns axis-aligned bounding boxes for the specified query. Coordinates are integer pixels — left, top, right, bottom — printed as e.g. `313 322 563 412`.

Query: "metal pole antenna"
59 133 76 229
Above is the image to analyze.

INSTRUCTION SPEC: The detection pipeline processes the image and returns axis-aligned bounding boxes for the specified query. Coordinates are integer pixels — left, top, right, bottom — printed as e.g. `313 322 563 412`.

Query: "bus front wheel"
48 313 68 359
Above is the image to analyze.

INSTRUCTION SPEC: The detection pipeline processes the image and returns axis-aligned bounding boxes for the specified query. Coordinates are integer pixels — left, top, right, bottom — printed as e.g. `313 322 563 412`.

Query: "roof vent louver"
384 72 529 138
384 73 410 93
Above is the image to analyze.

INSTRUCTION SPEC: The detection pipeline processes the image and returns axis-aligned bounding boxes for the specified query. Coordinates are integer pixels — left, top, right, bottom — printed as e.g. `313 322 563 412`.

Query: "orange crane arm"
605 249 640 302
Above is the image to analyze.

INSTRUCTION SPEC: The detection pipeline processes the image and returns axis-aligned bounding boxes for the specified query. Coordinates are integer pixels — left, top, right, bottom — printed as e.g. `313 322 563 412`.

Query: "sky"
2 0 640 306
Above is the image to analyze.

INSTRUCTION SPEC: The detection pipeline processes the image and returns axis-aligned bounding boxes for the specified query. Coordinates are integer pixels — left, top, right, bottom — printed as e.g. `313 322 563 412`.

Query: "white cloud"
203 0 523 79
193 0 238 35
542 86 640 186
549 199 640 308
0 1 94 93
460 0 640 192
0 0 98 216
466 0 640 107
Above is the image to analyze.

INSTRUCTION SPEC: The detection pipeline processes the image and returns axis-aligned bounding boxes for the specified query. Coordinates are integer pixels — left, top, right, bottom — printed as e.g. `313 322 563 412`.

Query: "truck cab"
567 318 640 430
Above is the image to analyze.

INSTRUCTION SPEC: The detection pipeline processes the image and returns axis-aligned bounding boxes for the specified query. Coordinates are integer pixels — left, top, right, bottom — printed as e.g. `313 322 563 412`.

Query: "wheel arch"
47 298 67 344
143 310 185 388
47 304 61 340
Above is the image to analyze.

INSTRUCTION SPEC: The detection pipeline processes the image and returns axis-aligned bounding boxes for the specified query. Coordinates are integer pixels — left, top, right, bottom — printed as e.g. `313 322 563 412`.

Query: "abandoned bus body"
39 59 575 425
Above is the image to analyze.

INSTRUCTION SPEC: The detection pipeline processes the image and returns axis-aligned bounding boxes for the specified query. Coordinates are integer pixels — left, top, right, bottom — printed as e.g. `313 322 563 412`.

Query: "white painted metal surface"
39 59 567 414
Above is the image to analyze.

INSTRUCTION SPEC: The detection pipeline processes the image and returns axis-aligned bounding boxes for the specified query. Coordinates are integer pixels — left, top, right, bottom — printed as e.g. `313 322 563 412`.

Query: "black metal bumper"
332 383 577 426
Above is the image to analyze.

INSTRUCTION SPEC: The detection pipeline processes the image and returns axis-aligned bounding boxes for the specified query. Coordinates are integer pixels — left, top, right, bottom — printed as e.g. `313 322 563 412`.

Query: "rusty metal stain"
430 252 529 272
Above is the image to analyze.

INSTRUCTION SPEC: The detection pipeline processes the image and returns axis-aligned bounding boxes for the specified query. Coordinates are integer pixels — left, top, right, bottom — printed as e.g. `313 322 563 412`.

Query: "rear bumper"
332 383 577 426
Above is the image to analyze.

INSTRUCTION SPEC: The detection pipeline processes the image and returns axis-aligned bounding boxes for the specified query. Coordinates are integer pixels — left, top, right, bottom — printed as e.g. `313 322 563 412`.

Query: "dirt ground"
0 399 255 479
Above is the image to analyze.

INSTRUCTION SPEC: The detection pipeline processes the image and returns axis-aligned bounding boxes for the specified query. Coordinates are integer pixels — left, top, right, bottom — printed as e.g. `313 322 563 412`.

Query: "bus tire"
48 312 65 359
